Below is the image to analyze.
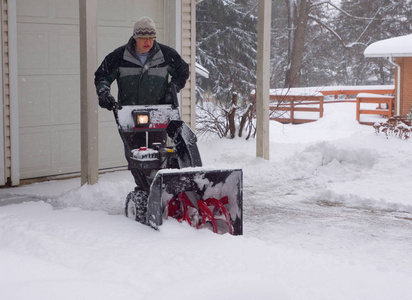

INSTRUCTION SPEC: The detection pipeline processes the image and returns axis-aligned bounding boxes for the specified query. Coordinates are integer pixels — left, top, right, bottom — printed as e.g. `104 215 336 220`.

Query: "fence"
318 86 395 101
269 94 324 124
266 86 395 125
356 93 394 125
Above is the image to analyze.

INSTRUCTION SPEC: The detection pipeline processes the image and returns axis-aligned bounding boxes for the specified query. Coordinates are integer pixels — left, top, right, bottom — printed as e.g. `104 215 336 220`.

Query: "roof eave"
364 53 412 58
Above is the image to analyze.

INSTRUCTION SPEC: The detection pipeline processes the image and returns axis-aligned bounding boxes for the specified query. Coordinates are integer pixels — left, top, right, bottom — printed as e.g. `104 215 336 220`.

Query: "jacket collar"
124 37 164 67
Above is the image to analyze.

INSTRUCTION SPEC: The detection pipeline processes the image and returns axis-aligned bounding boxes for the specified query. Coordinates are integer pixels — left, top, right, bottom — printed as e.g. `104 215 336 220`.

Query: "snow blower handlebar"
112 105 129 153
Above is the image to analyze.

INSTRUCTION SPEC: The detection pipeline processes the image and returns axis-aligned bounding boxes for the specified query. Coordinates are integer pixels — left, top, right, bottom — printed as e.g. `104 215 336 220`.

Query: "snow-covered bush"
374 116 411 139
196 93 255 140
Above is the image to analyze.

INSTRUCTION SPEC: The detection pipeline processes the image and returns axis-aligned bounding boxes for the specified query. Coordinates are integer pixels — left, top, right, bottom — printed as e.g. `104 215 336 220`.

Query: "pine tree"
337 0 412 85
196 0 258 105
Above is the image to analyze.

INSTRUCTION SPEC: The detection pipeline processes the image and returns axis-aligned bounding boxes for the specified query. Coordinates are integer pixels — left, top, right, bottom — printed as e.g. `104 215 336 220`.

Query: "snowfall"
1 101 411 300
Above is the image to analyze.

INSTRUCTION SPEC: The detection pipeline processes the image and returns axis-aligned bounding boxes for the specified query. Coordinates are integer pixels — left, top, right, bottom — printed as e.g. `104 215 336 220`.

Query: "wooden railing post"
319 97 324 118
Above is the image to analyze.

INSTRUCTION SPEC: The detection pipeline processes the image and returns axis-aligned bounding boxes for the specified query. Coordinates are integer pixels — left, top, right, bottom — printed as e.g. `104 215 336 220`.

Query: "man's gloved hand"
164 92 174 106
98 88 117 111
163 83 179 109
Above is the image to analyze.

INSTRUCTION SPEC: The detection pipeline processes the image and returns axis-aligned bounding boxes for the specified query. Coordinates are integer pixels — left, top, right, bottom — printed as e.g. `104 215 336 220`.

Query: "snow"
117 105 180 132
1 102 412 299
268 85 395 95
364 34 412 57
269 88 323 96
357 93 393 98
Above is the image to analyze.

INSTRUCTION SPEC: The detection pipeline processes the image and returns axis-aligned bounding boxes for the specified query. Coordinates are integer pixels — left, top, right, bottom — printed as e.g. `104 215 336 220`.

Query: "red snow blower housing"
114 105 243 235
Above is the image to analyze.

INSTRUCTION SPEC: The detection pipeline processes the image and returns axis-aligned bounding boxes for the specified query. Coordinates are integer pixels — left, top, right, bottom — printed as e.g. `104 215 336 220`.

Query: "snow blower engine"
114 104 243 235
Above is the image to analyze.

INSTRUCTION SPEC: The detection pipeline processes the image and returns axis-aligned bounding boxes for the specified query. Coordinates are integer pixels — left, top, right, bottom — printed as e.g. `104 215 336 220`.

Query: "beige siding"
1 0 10 185
180 0 196 129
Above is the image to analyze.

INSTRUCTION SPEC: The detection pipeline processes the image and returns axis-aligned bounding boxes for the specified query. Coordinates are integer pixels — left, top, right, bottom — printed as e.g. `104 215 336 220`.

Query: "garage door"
17 0 171 179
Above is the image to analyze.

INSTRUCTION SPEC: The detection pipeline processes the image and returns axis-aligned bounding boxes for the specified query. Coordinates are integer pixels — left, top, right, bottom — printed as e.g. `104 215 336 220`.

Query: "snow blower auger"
114 104 243 235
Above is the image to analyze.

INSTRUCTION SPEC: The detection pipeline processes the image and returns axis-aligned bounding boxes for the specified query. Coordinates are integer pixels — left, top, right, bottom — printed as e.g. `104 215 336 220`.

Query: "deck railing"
264 85 395 125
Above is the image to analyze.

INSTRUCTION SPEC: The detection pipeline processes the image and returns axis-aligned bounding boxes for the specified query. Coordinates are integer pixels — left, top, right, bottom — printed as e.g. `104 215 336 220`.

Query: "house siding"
180 0 196 130
1 0 11 186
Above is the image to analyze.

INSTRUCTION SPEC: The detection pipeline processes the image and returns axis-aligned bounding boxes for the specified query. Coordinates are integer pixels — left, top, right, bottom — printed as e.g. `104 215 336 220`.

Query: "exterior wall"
180 0 196 129
1 0 18 186
15 0 168 180
0 0 8 186
396 57 412 116
1 0 195 184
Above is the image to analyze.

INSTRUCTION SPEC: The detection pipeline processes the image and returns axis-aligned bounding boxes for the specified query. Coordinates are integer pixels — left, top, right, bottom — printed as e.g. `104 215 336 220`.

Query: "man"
95 16 189 108
94 16 189 186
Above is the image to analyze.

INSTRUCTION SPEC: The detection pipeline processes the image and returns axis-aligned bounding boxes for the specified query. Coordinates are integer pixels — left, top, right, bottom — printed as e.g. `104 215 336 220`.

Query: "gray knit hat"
133 17 156 38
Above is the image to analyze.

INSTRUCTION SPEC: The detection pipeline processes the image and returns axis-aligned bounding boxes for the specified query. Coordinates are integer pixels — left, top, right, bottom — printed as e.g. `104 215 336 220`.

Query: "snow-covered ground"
1 102 411 299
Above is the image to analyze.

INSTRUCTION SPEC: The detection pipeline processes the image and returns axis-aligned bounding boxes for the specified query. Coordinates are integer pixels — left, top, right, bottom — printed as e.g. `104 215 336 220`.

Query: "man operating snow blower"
94 17 243 235
95 16 189 186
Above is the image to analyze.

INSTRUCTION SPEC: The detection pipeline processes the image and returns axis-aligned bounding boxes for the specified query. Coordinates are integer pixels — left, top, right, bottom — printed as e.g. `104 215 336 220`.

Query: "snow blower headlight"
137 114 149 124
132 110 150 127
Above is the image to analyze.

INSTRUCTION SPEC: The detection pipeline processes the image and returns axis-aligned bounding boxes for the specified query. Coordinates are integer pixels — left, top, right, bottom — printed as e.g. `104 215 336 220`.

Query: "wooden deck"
266 86 395 125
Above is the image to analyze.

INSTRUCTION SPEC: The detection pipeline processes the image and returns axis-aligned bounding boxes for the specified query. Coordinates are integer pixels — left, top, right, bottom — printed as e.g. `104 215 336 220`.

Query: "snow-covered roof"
364 34 412 58
195 63 209 78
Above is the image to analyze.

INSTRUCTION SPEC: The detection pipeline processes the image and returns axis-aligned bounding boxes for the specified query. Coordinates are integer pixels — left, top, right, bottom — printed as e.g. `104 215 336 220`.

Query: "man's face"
135 37 154 54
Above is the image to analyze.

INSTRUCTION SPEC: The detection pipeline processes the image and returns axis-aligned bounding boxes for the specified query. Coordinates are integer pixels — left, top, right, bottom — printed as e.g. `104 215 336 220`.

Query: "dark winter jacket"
94 37 189 106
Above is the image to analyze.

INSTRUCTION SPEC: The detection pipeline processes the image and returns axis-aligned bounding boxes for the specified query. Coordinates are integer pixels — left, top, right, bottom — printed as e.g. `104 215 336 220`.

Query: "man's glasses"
137 37 155 42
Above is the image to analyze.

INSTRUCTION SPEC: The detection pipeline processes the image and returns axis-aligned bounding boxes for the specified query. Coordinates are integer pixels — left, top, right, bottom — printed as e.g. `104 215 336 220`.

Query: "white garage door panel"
52 77 80 124
128 0 164 27
18 23 79 75
18 77 51 126
20 125 81 179
57 127 80 172
97 27 131 63
20 130 52 177
17 30 50 71
17 0 78 24
17 0 49 19
54 0 79 20
19 75 80 127
56 31 80 70
98 0 127 22
97 0 164 28
98 121 126 169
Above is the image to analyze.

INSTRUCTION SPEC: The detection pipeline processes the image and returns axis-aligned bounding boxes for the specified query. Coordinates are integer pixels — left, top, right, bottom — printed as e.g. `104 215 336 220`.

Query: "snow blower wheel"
125 190 148 224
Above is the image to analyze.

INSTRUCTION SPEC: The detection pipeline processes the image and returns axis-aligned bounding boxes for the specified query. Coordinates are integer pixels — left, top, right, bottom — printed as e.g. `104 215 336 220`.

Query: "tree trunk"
238 103 254 138
228 93 238 139
285 0 311 88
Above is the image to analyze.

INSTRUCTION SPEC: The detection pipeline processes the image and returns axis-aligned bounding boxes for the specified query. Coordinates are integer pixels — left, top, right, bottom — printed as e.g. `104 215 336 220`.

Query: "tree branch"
311 1 374 20
308 15 368 48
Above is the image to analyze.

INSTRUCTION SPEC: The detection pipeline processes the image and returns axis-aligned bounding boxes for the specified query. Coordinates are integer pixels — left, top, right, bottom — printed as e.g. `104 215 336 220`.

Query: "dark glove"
163 83 179 109
98 88 117 111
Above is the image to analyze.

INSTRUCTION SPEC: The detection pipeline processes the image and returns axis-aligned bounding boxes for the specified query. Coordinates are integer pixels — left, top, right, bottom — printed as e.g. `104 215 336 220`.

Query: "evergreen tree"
337 0 412 85
196 0 258 105
197 0 411 96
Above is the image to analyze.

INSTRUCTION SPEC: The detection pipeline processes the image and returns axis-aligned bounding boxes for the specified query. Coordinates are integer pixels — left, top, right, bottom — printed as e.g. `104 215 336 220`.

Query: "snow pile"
1 102 412 299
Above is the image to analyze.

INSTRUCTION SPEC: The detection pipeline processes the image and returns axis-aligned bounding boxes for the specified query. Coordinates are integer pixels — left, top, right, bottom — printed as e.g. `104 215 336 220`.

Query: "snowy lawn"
1 102 412 299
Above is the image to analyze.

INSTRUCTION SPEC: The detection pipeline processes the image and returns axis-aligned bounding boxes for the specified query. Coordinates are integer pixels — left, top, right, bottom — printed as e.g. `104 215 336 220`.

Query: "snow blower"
114 104 243 235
